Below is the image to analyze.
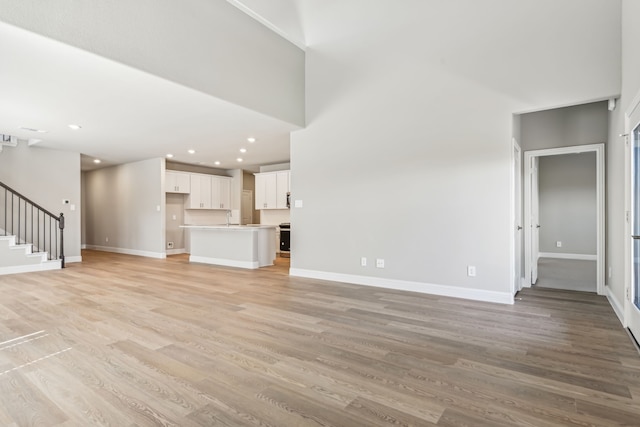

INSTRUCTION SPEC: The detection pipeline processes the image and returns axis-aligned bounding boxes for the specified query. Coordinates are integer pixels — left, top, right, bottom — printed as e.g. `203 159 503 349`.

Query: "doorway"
524 144 605 294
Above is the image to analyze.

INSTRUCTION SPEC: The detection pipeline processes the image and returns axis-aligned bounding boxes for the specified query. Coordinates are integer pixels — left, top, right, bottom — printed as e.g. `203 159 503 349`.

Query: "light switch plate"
294 200 303 208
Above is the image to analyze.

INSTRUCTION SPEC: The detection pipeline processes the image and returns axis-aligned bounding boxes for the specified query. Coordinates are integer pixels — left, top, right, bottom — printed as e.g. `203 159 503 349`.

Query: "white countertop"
180 224 277 230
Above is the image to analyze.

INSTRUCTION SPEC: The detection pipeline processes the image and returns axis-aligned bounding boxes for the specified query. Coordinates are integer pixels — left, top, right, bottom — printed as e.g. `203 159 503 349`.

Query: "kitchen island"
180 225 277 269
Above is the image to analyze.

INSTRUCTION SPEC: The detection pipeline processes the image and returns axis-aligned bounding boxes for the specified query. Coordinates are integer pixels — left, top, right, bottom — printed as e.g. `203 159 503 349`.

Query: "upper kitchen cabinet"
165 171 191 193
187 173 231 210
212 175 231 210
255 170 290 210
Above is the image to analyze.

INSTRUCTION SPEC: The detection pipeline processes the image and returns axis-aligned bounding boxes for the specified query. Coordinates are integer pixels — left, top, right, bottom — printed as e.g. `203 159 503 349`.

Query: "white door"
241 190 253 225
629 117 640 339
513 142 523 292
531 157 540 284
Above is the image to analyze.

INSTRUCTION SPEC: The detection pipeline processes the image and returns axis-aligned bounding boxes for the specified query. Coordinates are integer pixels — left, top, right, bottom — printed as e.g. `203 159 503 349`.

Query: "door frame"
510 138 523 295
624 89 640 330
523 143 605 295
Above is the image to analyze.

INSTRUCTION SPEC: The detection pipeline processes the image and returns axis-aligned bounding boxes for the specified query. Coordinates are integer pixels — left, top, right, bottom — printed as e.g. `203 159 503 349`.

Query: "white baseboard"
190 255 259 269
84 245 166 259
0 260 61 276
65 256 82 263
606 286 625 327
166 248 187 256
81 244 87 250
289 269 514 305
539 252 597 261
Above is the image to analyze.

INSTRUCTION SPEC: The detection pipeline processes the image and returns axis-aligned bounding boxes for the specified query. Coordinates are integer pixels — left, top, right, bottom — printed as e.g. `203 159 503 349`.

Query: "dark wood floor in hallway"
0 250 638 426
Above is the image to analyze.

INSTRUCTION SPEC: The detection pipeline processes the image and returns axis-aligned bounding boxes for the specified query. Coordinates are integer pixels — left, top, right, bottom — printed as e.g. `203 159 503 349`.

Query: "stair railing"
0 181 65 267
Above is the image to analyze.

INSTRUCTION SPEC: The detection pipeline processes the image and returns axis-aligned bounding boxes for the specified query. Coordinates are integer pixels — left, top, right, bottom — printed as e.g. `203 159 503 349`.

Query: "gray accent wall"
520 102 609 151
291 0 620 299
0 141 81 260
0 0 304 126
538 153 597 255
84 158 164 256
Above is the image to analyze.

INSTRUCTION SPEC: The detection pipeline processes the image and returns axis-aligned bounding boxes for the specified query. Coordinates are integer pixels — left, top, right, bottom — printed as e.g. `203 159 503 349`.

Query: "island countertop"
180 224 277 230
180 224 277 269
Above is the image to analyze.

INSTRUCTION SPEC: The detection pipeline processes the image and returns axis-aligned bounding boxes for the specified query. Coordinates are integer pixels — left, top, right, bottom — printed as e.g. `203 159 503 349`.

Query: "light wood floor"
0 250 638 426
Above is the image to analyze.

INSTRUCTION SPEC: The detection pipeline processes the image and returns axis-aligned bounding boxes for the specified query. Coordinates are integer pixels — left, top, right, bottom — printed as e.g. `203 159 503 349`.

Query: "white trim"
538 252 597 261
166 248 187 256
0 260 61 276
81 244 87 250
225 0 306 50
524 143 605 295
289 269 514 305
189 255 260 269
84 245 166 259
606 286 625 327
510 138 523 295
65 256 82 263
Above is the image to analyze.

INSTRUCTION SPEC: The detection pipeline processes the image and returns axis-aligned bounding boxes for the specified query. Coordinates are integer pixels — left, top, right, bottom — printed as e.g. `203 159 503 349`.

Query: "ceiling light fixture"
236 158 243 162
239 148 247 153
68 124 82 130
188 149 196 154
214 161 221 166
93 159 101 164
247 137 256 143
166 154 174 158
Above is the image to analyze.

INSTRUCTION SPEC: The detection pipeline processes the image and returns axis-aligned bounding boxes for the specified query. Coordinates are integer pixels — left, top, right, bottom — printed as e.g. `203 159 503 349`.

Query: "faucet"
226 210 231 227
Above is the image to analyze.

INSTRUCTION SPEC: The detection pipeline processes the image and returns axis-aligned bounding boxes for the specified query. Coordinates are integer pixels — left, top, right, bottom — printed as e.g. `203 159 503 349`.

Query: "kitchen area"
165 161 291 269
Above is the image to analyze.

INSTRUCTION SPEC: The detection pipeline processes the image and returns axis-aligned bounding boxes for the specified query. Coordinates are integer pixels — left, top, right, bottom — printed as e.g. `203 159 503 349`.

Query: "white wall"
607 0 640 307
84 158 164 257
0 141 81 260
538 153 597 255
0 0 304 126
291 0 621 303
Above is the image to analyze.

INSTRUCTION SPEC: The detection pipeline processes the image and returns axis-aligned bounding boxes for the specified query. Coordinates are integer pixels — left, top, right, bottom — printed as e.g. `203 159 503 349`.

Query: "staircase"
0 176 65 276
0 235 61 274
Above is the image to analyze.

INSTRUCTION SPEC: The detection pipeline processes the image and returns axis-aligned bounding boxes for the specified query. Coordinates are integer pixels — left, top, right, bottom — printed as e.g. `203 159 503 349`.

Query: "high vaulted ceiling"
0 1 304 172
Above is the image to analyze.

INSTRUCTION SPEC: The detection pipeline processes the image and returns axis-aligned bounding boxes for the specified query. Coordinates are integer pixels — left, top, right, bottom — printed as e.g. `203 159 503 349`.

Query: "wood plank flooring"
0 250 637 426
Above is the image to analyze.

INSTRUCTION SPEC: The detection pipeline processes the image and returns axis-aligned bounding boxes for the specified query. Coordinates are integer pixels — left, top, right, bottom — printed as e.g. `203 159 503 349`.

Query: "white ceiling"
0 17 300 172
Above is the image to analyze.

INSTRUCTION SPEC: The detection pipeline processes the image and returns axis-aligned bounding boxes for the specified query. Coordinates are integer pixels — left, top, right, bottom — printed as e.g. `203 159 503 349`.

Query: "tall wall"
0 141 81 261
84 158 165 257
291 0 621 303
0 0 304 126
538 153 597 255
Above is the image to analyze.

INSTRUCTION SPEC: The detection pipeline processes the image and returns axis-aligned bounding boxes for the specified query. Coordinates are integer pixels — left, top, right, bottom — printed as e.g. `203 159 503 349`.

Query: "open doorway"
524 144 605 294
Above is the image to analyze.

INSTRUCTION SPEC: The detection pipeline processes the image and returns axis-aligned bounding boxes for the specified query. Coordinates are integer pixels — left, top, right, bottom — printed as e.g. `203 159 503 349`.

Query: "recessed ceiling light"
93 159 101 164
239 148 247 153
247 137 256 143
166 154 174 158
68 124 82 130
236 158 243 162
19 127 47 133
214 161 221 166
188 149 196 154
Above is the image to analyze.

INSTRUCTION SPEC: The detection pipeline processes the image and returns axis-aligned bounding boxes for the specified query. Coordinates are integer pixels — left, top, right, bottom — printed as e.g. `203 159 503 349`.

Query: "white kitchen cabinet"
212 176 231 209
188 174 212 209
187 173 231 210
276 171 290 209
165 171 191 193
255 170 289 210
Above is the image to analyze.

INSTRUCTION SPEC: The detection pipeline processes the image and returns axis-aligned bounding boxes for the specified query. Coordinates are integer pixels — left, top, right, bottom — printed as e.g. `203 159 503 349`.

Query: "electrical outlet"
376 259 385 268
167 242 174 249
361 257 367 267
467 265 476 277
556 241 562 248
